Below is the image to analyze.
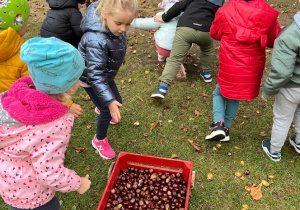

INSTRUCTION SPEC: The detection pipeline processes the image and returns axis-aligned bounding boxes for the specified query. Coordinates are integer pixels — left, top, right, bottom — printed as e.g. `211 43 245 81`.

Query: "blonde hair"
94 0 139 28
49 83 78 106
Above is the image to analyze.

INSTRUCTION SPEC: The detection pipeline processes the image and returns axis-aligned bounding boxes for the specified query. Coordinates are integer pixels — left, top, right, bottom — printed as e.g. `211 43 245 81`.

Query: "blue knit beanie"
20 37 84 94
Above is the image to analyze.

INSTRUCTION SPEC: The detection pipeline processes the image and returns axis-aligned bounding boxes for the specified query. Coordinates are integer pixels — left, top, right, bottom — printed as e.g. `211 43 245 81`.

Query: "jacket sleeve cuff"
262 92 271 100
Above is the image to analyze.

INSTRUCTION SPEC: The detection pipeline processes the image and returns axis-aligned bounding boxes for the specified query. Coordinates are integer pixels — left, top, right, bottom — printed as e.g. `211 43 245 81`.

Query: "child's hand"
261 95 268 102
77 174 91 194
69 103 84 119
154 15 163 22
108 100 122 122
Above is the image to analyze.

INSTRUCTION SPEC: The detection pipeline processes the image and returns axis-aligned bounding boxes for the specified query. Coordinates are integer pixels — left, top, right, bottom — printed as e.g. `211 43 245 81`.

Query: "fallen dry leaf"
268 175 275 179
85 123 92 129
171 154 178 159
216 143 222 148
207 172 213 181
128 140 137 144
245 186 251 192
150 121 162 131
239 121 245 129
80 94 90 101
261 180 270 187
187 139 202 152
137 96 144 102
134 121 140 126
235 172 242 177
241 161 245 166
234 146 240 150
160 138 163 144
250 183 263 200
194 110 201 116
72 146 87 153
179 124 184 129
260 131 267 137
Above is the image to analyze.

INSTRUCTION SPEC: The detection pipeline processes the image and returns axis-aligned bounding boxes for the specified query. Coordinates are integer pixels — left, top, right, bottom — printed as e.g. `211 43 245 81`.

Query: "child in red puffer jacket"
205 0 281 142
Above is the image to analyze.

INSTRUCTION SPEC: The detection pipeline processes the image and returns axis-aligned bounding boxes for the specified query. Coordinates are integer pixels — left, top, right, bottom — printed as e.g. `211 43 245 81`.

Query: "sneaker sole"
289 137 300 153
151 93 165 99
200 75 212 83
92 141 114 160
261 143 281 162
205 130 226 141
220 136 230 142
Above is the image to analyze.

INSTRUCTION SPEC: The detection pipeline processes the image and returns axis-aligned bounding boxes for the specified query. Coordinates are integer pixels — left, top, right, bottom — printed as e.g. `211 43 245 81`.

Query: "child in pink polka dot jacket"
0 37 91 210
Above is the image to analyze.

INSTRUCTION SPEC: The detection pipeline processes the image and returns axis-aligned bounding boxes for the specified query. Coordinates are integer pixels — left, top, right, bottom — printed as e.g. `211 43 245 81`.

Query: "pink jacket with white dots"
0 76 81 209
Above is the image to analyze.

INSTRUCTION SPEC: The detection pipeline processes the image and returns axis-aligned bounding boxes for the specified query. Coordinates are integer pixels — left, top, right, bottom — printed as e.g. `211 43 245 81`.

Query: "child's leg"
295 104 300 141
224 99 240 128
154 40 171 61
83 87 111 140
212 84 226 122
158 27 193 87
270 88 299 152
194 30 214 83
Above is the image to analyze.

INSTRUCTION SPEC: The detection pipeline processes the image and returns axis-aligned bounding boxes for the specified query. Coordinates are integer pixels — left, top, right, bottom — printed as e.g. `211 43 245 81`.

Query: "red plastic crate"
97 152 193 210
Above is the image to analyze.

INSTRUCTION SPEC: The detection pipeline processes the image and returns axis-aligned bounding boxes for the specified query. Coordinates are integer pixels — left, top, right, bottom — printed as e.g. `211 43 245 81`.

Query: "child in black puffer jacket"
40 0 85 48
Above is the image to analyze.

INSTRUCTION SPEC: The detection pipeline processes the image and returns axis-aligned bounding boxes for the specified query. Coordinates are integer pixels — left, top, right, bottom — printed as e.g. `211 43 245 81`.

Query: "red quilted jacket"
210 0 281 100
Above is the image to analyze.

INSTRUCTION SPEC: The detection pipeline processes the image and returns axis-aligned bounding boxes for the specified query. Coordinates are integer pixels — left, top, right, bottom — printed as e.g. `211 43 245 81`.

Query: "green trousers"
159 27 215 86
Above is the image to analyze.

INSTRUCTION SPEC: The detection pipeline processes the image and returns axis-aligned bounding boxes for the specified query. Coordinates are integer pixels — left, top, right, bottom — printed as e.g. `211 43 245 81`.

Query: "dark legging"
84 80 122 140
8 196 60 210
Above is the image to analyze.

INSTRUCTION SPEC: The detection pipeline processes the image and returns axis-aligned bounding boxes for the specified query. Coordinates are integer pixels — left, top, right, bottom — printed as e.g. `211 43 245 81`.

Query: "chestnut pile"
105 167 187 210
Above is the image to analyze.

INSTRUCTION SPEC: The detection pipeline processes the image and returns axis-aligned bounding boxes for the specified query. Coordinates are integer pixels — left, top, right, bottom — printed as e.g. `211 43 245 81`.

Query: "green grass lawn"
1 0 300 209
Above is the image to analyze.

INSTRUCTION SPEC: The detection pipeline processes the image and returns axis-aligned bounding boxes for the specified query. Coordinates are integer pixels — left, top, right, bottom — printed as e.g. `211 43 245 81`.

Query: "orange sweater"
0 27 29 93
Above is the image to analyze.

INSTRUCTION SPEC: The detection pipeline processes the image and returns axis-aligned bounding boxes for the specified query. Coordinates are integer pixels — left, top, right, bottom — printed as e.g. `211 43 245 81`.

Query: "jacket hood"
81 1 110 34
0 28 25 63
1 76 68 126
294 11 300 29
47 0 78 9
224 0 279 45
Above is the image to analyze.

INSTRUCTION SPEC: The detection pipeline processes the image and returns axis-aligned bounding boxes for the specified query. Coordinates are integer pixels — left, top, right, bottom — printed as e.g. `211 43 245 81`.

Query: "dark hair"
77 0 86 3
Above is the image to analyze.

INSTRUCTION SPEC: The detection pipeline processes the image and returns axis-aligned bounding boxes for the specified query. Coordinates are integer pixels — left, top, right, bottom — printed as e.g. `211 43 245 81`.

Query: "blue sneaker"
262 139 281 162
289 135 300 153
151 86 167 99
200 72 212 83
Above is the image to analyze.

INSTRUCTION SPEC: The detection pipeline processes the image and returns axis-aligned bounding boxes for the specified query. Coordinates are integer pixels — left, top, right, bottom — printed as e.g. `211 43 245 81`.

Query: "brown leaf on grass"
128 140 137 144
160 138 163 144
207 172 213 181
255 110 262 116
85 123 92 129
179 124 184 129
150 121 162 131
72 146 87 153
194 110 201 116
190 84 195 88
80 94 90 101
188 139 202 152
137 96 144 102
260 131 267 137
289 188 296 195
171 154 178 159
250 183 263 200
239 121 245 129
85 166 94 172
186 96 191 100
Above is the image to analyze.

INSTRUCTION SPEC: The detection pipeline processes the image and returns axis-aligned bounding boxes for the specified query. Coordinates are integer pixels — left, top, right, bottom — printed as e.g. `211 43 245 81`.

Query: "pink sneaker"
92 136 115 159
94 107 120 124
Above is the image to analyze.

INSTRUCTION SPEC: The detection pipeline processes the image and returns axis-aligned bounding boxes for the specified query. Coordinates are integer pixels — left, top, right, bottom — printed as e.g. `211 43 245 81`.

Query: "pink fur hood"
1 76 68 125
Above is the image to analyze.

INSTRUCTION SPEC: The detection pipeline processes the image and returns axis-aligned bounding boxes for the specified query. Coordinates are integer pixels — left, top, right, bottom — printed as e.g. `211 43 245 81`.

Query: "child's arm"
131 17 162 30
70 9 84 38
262 30 298 100
68 102 84 119
161 0 192 22
108 100 122 122
210 8 226 41
267 21 281 48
